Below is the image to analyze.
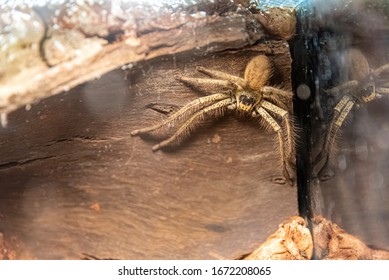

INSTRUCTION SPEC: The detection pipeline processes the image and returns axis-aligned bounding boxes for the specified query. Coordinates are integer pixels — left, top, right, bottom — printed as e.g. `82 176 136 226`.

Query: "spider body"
236 88 258 112
315 48 389 179
131 55 295 185
228 86 261 113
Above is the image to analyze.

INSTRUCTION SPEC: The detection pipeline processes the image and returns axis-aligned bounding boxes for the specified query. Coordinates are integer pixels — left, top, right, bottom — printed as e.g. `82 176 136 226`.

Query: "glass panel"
293 0 389 258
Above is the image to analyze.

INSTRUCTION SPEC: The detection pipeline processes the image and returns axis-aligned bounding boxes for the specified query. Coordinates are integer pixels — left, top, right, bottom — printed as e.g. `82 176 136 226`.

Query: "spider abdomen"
244 55 273 90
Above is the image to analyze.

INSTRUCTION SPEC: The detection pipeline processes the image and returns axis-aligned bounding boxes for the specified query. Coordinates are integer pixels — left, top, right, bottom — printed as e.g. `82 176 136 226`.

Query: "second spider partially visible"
314 48 389 179
131 55 295 185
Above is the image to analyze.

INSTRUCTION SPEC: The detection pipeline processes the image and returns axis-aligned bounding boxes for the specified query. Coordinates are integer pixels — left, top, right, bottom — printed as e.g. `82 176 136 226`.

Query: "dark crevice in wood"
146 103 181 115
42 136 121 147
0 156 57 171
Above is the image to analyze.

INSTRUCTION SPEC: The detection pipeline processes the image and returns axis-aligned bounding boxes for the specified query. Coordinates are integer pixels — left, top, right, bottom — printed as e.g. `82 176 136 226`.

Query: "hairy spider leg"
262 87 295 167
377 87 389 94
371 63 389 77
262 86 294 99
325 80 359 96
152 98 231 151
315 95 354 178
195 66 247 88
255 107 293 185
178 76 233 88
130 93 228 136
261 86 294 113
261 100 295 167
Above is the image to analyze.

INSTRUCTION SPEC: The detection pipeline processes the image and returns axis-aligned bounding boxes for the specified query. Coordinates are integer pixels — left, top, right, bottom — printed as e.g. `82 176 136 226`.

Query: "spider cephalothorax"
235 87 260 112
314 48 389 179
131 55 295 185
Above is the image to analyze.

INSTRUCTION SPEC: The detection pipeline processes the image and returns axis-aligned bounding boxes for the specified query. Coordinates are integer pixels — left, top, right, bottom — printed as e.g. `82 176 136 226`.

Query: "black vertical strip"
290 8 316 220
291 5 322 259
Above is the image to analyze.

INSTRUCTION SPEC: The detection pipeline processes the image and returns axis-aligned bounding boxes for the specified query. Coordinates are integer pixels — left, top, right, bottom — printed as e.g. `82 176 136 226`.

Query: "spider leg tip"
152 144 161 152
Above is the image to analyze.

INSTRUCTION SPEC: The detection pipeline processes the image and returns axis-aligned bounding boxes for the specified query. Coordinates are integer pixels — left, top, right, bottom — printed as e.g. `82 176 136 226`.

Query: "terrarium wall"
305 0 389 255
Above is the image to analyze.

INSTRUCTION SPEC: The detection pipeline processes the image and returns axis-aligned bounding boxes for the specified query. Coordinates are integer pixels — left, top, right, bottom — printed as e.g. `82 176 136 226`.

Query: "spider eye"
239 95 255 106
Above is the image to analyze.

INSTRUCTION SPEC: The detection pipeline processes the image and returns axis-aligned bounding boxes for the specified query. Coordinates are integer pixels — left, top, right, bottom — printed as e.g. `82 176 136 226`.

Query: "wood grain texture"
0 0 265 116
0 43 297 259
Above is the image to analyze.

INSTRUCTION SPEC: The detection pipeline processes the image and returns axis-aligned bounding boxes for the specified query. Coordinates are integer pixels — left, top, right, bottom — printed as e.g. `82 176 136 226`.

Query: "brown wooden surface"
0 43 297 259
0 0 266 116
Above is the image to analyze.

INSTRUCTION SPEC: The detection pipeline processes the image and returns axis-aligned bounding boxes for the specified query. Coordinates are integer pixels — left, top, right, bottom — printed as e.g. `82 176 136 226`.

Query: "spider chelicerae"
314 48 389 179
131 55 295 185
